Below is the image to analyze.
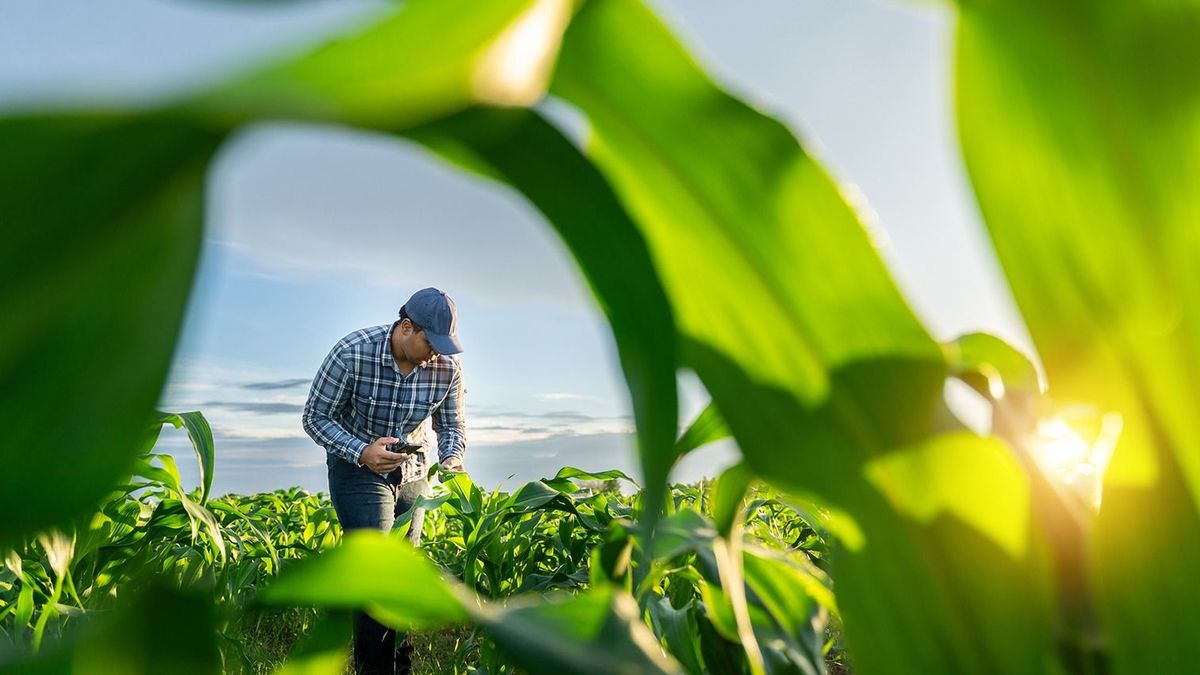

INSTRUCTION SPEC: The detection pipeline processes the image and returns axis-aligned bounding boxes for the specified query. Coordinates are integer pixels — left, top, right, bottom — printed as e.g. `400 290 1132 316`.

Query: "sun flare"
1029 411 1122 509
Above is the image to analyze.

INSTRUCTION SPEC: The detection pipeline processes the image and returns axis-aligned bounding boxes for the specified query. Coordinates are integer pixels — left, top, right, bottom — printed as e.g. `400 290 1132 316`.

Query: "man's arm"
432 362 466 471
302 347 369 465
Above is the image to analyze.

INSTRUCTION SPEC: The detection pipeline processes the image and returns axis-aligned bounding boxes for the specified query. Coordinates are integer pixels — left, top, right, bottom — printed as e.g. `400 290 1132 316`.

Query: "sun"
1028 410 1122 510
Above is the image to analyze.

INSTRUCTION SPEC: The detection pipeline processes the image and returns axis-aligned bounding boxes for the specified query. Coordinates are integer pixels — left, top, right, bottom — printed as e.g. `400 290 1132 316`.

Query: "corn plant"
382 464 834 673
0 411 338 670
5 0 1199 672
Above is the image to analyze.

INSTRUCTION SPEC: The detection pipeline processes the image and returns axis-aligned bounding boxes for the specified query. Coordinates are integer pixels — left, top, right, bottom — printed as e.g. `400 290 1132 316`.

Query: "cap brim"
427 332 463 355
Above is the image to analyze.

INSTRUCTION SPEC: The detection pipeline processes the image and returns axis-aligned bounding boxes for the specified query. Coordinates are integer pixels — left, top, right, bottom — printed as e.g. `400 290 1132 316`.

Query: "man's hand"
359 437 409 474
441 456 465 473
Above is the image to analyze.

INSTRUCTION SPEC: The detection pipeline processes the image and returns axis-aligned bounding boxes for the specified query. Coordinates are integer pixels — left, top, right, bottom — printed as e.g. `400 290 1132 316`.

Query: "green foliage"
406 107 678 526
0 412 832 674
957 2 1200 672
6 0 1200 672
0 114 222 548
0 416 339 671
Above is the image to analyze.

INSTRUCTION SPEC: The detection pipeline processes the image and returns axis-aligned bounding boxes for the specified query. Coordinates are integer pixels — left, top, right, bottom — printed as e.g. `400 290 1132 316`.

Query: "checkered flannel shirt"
302 322 466 484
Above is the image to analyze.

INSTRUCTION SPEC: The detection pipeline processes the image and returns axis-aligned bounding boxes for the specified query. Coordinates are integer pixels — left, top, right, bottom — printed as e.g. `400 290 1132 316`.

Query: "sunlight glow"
473 0 572 106
1030 412 1122 509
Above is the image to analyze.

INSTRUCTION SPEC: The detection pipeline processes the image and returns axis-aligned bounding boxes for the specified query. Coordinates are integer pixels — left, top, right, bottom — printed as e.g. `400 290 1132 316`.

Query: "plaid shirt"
302 322 466 484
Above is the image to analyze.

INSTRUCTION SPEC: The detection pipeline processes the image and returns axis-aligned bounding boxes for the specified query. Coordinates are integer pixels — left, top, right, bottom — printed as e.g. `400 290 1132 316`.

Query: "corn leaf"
259 531 468 630
187 0 573 131
0 113 221 549
550 1 1056 671
0 0 579 552
647 596 706 674
156 410 216 505
1 581 221 674
472 586 683 674
406 107 675 522
674 401 730 464
275 611 352 675
956 2 1200 671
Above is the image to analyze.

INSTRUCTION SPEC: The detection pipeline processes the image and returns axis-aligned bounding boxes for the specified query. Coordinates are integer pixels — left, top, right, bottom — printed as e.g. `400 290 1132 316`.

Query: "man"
302 287 466 674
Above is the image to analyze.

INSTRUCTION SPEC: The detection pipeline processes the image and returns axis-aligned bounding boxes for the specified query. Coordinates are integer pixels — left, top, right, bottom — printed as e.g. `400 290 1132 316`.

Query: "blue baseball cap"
402 287 463 355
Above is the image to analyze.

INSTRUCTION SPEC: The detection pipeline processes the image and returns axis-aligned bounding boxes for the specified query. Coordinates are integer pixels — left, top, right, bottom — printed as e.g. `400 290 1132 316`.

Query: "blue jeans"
327 454 429 674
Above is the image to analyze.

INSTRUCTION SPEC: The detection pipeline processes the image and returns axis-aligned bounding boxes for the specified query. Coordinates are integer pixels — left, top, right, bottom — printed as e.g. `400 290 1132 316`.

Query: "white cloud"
205 124 597 310
531 392 601 402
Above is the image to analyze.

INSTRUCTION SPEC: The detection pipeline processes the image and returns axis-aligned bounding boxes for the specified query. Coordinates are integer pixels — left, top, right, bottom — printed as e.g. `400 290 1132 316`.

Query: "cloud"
479 409 627 424
241 378 312 391
203 400 304 416
206 125 596 309
471 425 552 435
535 411 596 422
531 392 600 403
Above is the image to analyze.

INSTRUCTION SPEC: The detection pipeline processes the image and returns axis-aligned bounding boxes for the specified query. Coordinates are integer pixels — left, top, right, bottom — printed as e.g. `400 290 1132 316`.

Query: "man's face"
404 321 438 366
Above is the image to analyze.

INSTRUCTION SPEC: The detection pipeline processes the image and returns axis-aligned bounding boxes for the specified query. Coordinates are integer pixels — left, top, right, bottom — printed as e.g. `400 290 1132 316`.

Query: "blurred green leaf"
674 401 730 464
957 2 1200 671
944 332 1041 401
14 578 34 630
710 463 753 539
549 0 1061 672
0 0 582 550
189 0 573 130
863 433 1031 560
35 532 73 581
472 585 683 674
275 611 351 675
648 596 706 675
0 113 221 549
589 523 634 591
260 530 468 630
407 107 675 524
743 552 826 675
553 0 945 505
3 581 221 674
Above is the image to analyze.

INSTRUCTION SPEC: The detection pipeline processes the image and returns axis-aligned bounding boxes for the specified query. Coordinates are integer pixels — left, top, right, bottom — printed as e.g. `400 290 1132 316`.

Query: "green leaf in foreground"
709 462 754 542
550 0 1055 671
552 0 947 507
190 0 574 131
407 107 677 524
957 2 1200 671
274 611 352 675
0 113 222 548
944 332 1041 402
673 401 730 465
263 531 681 674
260 531 468 630
2 581 221 674
472 585 682 675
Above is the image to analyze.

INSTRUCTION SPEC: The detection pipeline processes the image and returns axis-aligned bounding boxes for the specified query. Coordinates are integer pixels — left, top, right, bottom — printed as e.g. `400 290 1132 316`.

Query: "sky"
2 0 1031 496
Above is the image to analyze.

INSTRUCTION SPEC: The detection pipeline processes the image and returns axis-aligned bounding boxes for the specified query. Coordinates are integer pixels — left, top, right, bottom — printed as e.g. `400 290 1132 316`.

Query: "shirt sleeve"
432 362 466 464
302 346 369 465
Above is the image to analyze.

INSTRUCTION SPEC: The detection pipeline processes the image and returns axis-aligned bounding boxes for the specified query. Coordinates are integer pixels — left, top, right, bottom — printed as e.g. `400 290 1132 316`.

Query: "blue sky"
4 0 1030 496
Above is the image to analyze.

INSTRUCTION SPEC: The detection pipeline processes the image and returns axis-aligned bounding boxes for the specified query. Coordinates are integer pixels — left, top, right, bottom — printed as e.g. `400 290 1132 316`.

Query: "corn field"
1 411 835 673
4 0 1200 672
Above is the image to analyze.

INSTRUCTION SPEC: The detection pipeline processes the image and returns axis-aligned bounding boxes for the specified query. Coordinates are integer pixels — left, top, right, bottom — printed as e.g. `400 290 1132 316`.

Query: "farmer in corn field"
302 286 466 675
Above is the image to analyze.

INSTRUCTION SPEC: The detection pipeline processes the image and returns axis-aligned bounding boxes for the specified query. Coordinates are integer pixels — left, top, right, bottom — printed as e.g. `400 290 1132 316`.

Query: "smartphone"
387 442 423 454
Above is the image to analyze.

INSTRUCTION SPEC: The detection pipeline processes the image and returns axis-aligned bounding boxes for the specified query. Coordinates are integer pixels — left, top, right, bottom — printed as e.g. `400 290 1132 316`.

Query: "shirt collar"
382 321 402 373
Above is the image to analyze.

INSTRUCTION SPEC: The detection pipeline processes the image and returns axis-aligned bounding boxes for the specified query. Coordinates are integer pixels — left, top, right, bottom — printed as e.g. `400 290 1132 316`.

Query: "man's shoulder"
332 324 391 356
427 354 462 376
